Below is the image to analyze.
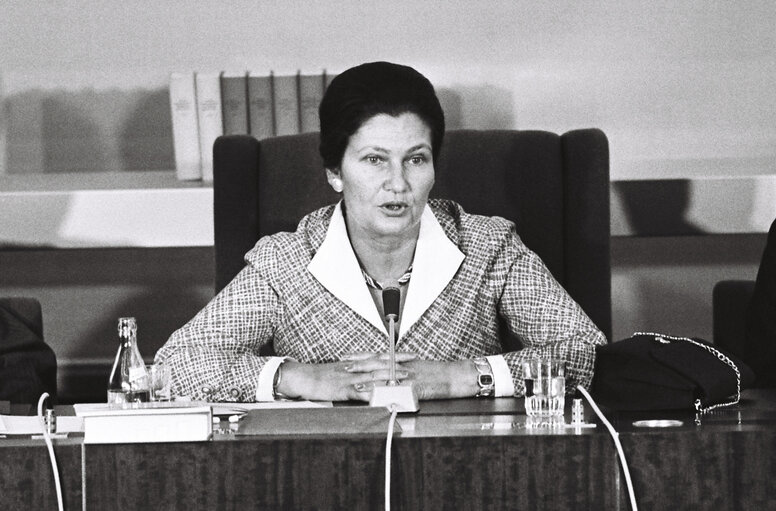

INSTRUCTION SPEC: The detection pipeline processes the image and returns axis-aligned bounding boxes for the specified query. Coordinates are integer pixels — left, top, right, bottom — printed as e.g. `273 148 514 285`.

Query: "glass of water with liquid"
522 358 566 426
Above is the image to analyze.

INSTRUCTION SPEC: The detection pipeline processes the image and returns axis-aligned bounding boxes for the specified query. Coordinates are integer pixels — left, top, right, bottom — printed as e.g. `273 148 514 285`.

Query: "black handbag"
591 332 755 412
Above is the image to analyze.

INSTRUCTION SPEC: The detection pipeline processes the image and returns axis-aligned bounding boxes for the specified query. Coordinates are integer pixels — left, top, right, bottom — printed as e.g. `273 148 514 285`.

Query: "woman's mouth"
381 202 408 213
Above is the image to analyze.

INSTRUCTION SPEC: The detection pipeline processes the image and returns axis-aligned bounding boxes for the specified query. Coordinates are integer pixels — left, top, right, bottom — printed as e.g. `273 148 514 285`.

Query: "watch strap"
473 357 495 398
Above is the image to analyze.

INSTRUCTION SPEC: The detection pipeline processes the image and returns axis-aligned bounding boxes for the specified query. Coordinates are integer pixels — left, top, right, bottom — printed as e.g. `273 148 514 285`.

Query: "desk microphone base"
370 382 419 413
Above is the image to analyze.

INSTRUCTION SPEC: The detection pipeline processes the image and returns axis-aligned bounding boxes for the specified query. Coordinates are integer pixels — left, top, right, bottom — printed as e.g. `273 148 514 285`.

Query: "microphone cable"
37 392 65 511
383 404 399 511
576 385 638 511
381 284 401 510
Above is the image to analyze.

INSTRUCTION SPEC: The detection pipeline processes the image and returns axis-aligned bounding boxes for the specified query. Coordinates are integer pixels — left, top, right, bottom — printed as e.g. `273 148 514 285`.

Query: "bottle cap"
118 317 137 338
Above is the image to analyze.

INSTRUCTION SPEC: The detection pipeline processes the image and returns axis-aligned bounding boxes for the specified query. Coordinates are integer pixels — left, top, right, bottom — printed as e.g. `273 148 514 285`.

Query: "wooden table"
2 391 775 510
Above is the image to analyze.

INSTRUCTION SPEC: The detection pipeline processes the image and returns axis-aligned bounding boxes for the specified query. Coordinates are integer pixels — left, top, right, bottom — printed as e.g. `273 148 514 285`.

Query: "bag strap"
632 332 742 413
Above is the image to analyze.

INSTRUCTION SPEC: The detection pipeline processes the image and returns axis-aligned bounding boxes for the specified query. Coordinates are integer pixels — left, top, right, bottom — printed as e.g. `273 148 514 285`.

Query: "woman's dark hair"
319 61 445 169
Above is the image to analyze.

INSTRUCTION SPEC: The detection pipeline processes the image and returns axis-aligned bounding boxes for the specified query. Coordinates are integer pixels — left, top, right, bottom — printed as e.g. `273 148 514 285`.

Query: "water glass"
147 363 172 402
522 358 566 420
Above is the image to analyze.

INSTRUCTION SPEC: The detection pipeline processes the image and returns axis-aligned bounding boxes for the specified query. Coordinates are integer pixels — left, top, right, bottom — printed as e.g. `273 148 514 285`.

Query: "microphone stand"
387 312 398 386
369 286 419 412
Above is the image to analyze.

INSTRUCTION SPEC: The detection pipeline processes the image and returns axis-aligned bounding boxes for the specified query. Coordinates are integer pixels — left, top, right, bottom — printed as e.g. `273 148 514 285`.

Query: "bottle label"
129 366 147 383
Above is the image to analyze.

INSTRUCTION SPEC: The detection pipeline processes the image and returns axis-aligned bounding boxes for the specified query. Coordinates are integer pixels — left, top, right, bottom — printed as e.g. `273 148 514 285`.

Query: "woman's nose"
384 161 409 192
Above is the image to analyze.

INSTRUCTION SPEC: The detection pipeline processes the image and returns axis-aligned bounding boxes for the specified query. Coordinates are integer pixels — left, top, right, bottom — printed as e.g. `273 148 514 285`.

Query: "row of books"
169 70 336 182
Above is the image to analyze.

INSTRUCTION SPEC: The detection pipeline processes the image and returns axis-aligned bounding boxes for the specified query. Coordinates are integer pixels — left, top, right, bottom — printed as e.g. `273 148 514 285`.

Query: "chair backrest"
713 279 756 356
213 129 612 339
0 297 57 403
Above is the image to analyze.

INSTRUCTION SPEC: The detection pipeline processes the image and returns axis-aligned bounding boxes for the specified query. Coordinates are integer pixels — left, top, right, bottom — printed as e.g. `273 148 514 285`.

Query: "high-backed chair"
713 279 756 355
714 217 776 387
0 297 57 403
213 129 612 340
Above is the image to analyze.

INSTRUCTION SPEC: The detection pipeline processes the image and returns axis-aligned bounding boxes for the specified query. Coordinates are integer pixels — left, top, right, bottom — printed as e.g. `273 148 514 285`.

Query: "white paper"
0 415 84 435
73 400 333 418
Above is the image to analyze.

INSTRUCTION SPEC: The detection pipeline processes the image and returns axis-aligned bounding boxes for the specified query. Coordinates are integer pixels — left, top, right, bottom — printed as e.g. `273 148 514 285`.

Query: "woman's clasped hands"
277 352 477 401
277 352 414 401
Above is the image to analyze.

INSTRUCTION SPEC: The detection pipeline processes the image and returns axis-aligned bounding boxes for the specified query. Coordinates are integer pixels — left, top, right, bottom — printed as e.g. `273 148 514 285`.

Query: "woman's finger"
388 352 418 362
342 351 418 362
341 352 377 361
344 358 407 373
348 369 410 384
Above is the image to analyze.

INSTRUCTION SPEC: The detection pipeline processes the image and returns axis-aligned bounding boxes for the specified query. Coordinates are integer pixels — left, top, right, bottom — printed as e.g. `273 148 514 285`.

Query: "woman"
156 61 606 402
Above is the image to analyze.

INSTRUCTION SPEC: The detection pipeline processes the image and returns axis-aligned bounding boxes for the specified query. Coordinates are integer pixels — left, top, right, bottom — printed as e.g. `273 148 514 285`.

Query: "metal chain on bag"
632 331 742 414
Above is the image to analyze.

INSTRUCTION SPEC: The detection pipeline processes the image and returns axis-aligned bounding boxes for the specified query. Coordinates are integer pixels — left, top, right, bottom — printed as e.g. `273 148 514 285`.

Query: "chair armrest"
0 297 43 338
562 128 611 340
713 279 756 355
213 135 261 293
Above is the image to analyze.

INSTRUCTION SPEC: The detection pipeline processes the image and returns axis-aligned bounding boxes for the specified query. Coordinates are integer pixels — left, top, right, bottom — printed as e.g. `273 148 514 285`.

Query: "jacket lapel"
307 202 465 339
399 205 464 337
307 202 386 334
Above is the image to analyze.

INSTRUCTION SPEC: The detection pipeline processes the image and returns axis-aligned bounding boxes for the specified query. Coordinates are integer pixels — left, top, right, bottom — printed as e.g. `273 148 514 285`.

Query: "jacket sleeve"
155 237 281 402
492 221 607 395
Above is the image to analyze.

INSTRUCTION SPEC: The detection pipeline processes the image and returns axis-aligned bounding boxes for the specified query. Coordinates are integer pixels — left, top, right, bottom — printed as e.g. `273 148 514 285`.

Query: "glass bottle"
107 317 151 405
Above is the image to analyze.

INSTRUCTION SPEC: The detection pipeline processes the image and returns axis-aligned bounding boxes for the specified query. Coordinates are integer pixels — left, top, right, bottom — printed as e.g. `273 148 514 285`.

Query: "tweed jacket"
156 199 606 402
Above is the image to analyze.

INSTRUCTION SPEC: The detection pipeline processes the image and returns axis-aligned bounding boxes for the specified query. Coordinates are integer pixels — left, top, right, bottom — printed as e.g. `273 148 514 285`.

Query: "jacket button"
227 387 242 400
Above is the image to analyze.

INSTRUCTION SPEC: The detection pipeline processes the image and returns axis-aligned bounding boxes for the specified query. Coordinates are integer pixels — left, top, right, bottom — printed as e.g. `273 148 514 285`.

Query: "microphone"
382 285 400 386
382 285 400 320
369 282 419 412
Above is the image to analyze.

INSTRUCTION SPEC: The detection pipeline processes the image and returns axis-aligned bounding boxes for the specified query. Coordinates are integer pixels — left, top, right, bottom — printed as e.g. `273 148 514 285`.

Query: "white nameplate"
80 405 212 444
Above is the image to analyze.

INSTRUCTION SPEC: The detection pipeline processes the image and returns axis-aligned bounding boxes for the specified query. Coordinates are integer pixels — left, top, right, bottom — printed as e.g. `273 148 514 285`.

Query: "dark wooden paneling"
0 440 82 510
621 429 776 510
396 435 617 510
84 437 387 510
82 433 618 510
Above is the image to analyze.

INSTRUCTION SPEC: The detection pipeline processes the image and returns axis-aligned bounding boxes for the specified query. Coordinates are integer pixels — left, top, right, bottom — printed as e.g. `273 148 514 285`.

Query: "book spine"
272 73 300 136
220 71 249 135
298 72 325 133
195 72 223 183
169 72 202 181
247 72 275 139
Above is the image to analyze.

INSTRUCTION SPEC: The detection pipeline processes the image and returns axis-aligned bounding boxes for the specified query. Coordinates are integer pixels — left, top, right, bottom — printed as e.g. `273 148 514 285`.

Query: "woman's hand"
276 352 418 401
344 358 480 400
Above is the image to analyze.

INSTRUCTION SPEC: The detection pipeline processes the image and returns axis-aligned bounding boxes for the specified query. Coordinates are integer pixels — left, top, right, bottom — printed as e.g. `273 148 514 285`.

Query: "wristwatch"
473 357 495 398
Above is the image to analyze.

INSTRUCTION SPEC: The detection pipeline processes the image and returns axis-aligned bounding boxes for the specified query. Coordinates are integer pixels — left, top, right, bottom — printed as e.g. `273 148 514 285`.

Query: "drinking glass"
521 358 566 423
147 363 172 402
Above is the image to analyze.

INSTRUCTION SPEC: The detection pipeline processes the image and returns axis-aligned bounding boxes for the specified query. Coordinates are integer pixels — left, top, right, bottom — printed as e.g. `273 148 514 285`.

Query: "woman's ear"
326 168 343 193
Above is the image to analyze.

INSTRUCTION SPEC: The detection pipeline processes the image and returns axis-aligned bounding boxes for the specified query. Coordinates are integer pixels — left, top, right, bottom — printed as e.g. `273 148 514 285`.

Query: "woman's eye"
408 155 426 166
366 155 382 165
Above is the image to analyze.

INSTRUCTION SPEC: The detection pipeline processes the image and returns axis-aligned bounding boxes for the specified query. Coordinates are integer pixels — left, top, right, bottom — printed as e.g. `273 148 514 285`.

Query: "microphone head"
382 285 400 319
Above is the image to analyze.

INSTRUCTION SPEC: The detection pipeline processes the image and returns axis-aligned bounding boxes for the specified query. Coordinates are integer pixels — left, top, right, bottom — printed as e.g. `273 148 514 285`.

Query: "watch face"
479 374 494 387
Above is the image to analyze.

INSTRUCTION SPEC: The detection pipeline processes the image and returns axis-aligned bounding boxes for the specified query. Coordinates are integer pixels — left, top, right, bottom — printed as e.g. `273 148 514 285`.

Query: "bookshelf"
0 171 213 248
1 170 773 250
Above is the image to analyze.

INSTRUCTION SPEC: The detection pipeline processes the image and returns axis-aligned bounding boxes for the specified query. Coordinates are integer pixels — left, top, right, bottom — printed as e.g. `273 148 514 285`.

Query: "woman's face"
327 112 435 242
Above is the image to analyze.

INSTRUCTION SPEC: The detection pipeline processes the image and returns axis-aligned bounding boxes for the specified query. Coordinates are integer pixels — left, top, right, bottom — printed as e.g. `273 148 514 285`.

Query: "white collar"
307 202 464 338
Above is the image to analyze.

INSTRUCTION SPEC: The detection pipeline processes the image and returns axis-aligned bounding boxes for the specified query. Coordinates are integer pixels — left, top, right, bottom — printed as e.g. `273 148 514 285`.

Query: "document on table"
0 415 84 435
236 406 400 436
73 400 333 418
